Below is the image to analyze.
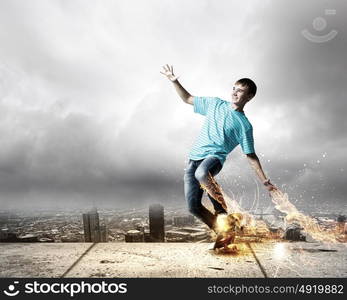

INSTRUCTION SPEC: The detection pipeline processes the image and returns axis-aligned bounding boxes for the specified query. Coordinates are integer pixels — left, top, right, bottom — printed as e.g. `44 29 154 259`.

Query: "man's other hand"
160 64 178 82
263 179 277 192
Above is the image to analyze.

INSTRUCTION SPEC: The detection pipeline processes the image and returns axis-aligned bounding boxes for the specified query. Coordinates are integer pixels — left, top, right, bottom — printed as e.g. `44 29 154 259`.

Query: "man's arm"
160 64 194 105
246 153 277 191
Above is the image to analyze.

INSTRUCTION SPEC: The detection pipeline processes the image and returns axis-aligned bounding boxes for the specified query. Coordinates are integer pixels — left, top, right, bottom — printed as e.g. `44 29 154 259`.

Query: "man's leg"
194 156 228 213
207 180 227 215
199 156 227 215
184 159 217 229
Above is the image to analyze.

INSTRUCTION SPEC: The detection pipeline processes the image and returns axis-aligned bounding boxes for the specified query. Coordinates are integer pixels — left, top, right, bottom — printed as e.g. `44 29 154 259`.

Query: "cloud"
0 0 346 211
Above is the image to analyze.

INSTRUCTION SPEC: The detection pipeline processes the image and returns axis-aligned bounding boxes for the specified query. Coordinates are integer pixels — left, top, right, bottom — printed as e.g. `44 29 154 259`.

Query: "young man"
161 64 277 232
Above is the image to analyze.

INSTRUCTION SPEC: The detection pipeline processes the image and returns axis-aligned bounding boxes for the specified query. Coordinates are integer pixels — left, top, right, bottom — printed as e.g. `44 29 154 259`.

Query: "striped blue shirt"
188 96 255 164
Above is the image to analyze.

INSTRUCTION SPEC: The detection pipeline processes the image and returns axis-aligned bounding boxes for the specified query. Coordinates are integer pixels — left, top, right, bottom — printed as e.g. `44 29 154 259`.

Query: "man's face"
231 83 252 105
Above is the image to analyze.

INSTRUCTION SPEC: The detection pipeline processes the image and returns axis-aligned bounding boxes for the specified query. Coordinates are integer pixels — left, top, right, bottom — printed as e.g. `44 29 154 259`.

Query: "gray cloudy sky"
0 0 346 211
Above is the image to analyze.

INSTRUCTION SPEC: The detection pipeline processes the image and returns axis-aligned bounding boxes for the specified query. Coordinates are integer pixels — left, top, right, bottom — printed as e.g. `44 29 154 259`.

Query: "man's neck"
231 103 245 113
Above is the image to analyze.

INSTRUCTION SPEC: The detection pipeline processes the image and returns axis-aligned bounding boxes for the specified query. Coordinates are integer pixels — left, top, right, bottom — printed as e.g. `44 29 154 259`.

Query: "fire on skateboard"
213 213 244 251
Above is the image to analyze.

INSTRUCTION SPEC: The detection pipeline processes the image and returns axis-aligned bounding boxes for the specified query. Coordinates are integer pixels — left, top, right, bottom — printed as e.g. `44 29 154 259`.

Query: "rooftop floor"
0 241 346 278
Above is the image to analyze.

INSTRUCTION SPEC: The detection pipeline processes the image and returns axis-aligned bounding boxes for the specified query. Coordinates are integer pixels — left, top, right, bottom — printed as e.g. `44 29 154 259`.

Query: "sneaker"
214 211 227 216
213 233 226 250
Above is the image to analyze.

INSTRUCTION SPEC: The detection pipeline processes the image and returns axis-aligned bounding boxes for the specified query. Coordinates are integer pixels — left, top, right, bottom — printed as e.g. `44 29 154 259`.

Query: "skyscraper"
149 204 165 242
83 208 101 242
100 225 108 242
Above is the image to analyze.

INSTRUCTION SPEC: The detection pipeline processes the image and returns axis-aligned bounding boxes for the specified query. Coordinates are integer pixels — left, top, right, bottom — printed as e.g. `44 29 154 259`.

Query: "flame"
215 214 229 232
222 194 272 237
223 243 240 254
271 189 342 243
203 176 345 245
221 189 344 244
215 241 251 255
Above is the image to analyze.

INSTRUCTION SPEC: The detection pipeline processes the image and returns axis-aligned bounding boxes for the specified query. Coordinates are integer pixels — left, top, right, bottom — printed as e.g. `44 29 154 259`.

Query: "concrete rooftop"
0 241 346 278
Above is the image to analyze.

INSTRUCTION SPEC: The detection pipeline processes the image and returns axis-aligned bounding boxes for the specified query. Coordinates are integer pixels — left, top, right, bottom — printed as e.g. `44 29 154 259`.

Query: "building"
173 215 195 227
337 215 346 234
0 228 8 240
0 230 19 242
166 230 191 242
149 204 165 242
125 230 144 242
82 208 104 242
144 229 151 242
166 227 208 242
18 234 39 242
100 225 108 242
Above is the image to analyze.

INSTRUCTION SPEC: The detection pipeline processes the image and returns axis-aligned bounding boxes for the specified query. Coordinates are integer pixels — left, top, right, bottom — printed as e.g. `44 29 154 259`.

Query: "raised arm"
160 64 194 105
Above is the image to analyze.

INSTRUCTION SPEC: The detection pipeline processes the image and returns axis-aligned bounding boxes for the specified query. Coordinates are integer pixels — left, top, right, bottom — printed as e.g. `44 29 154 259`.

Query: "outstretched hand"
160 64 178 82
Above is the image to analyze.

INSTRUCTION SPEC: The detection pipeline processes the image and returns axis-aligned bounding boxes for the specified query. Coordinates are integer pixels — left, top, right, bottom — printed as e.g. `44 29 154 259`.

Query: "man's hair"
236 78 257 97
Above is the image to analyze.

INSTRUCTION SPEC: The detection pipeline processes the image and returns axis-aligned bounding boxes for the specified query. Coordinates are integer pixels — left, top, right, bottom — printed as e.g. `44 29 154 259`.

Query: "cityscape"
0 204 211 243
0 203 346 244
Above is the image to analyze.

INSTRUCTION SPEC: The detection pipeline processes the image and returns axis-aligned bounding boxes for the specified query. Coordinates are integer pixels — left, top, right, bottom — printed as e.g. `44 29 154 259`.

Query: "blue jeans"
184 156 227 229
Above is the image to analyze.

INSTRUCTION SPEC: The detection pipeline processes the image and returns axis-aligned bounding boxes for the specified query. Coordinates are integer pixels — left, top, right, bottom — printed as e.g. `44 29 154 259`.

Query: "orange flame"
221 189 344 243
270 190 341 243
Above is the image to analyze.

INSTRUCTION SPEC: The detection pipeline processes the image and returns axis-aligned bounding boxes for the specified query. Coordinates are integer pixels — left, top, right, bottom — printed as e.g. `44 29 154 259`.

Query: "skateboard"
213 213 244 251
